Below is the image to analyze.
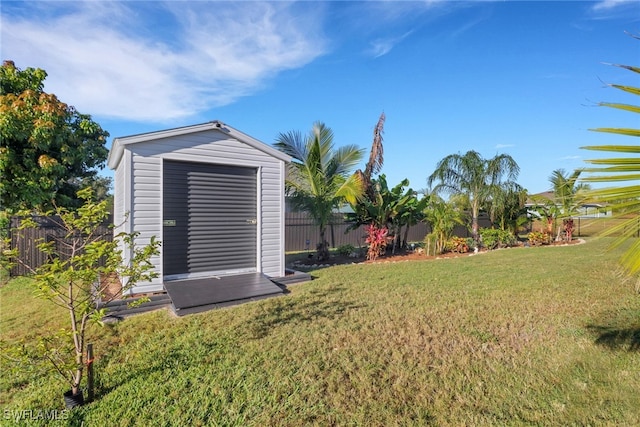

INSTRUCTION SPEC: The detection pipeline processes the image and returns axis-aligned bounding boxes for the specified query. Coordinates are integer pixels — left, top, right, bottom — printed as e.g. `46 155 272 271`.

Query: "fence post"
330 223 335 248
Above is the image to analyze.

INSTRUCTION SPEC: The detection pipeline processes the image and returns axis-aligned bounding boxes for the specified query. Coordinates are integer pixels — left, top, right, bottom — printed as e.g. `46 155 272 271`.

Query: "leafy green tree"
428 150 520 244
581 46 640 276
1 188 160 401
0 61 109 212
275 122 364 260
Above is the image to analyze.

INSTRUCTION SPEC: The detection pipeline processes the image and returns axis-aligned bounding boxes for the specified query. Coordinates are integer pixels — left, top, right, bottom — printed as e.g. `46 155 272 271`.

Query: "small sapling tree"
1 187 160 405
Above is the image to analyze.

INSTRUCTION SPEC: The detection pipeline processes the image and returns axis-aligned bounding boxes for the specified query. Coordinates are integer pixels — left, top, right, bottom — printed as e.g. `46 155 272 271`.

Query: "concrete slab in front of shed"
164 273 285 316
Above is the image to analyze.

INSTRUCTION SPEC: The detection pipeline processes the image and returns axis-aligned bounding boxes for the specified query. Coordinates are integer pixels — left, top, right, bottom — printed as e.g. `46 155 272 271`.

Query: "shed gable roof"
108 120 291 169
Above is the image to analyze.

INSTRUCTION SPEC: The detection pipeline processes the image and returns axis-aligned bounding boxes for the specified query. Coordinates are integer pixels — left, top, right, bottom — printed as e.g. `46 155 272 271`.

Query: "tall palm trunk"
318 225 329 260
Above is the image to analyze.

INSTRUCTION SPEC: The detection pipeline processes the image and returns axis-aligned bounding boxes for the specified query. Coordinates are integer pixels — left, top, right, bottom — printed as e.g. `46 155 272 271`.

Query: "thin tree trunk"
403 224 410 248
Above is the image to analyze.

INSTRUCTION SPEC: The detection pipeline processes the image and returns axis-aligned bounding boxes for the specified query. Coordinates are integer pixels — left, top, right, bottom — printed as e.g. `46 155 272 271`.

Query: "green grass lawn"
2 238 640 426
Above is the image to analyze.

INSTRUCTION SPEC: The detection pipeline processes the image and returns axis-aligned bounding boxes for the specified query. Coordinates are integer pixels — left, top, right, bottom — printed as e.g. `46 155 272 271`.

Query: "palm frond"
609 84 640 97
581 174 640 182
364 112 385 179
583 158 640 165
580 145 640 153
328 144 366 177
598 102 640 114
604 63 640 74
274 130 307 161
589 128 640 137
335 173 365 205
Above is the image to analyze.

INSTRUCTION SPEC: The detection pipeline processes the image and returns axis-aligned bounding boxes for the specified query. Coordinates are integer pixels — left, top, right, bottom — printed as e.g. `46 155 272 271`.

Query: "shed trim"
108 120 291 170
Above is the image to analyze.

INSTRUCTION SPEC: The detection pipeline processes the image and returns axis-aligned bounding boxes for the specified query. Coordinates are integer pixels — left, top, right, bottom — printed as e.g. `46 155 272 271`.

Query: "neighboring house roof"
525 191 608 208
107 120 291 170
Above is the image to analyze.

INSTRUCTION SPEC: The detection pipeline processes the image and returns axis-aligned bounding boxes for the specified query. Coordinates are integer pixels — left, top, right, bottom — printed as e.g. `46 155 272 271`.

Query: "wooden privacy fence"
8 216 113 277
284 212 486 252
285 212 431 252
7 213 487 276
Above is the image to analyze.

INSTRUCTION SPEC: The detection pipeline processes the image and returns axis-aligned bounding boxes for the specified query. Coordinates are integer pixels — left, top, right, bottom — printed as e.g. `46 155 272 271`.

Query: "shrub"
423 233 438 256
364 223 388 261
480 228 517 250
337 244 356 256
446 236 469 253
528 231 549 246
465 237 476 251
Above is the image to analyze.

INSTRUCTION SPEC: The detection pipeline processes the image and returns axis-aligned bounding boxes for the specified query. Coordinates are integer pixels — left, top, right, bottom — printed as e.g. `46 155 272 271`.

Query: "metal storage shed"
107 121 291 313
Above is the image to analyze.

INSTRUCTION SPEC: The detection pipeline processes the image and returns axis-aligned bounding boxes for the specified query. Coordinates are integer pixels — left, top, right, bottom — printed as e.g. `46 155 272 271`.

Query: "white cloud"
495 144 515 149
1 1 327 122
368 31 414 58
591 0 634 12
559 155 582 161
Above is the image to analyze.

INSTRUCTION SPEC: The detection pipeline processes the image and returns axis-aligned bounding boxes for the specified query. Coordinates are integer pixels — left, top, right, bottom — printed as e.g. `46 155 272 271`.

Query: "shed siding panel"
112 153 129 272
129 154 163 292
127 129 285 292
113 159 126 235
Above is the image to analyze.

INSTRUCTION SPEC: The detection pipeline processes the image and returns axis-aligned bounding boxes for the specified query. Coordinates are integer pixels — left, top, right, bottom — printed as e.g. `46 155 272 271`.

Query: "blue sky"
2 0 639 194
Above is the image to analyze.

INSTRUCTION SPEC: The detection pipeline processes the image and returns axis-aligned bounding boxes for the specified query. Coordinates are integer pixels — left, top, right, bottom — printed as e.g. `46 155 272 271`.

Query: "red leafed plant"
364 223 388 261
563 218 574 242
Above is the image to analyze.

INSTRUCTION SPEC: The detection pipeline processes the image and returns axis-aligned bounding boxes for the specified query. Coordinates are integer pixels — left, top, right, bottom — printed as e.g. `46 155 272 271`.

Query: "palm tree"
488 181 528 235
275 122 364 260
549 169 590 217
581 46 640 276
428 150 520 244
423 196 464 254
356 112 386 200
548 168 591 241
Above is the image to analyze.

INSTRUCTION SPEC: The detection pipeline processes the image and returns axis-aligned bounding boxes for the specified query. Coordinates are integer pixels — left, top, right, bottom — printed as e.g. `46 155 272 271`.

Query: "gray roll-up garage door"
163 160 257 279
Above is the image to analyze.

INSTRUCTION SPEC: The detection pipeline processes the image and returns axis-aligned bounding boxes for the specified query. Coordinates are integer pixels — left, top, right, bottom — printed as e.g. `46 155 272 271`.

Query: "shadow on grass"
586 325 640 351
586 308 640 351
249 288 367 339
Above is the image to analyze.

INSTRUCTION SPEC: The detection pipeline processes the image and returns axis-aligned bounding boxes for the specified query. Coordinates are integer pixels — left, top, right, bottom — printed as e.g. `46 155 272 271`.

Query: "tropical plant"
446 236 469 253
356 112 386 200
548 168 590 241
396 189 428 250
347 175 427 254
364 223 388 261
581 39 640 276
563 218 575 242
549 169 589 216
423 196 465 254
527 231 550 246
487 181 529 235
528 193 560 239
479 228 517 250
275 122 364 260
0 188 160 403
428 150 520 245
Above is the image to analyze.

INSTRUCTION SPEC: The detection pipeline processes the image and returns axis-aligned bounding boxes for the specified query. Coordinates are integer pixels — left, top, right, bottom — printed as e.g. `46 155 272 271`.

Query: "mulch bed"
290 239 585 269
